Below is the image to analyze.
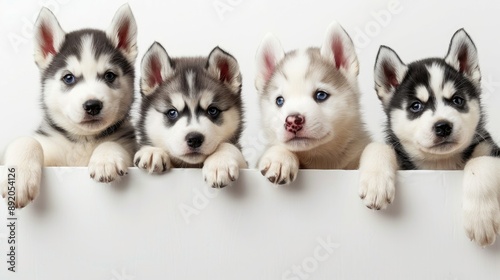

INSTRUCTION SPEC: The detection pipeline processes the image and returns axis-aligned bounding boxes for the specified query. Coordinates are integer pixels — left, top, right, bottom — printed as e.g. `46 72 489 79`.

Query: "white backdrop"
1 0 500 166
1 2 500 279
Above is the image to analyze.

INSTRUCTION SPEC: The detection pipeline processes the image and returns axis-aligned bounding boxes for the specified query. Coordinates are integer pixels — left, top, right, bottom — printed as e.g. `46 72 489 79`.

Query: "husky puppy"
1 5 138 208
254 22 371 184
360 29 500 247
134 42 247 188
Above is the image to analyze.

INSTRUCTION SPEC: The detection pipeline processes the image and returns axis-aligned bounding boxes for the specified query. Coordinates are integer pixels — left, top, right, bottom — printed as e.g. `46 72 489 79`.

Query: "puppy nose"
285 114 305 133
83 100 103 116
185 132 204 149
434 121 453 137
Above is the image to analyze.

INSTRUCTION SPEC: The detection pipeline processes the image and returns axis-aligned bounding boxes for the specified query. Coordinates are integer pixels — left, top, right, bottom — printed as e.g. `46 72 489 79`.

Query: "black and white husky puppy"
134 42 247 188
359 29 500 247
254 22 371 185
1 5 138 208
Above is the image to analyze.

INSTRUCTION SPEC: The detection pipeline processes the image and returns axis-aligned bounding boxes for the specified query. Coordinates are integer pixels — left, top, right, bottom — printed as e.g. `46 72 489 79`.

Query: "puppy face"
255 22 361 152
34 5 137 136
375 29 482 159
389 63 481 158
139 43 242 165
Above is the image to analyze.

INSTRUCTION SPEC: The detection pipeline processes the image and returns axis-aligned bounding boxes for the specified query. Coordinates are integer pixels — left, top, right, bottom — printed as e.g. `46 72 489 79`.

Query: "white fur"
415 85 429 103
463 156 500 247
202 143 246 188
358 142 398 210
255 22 370 184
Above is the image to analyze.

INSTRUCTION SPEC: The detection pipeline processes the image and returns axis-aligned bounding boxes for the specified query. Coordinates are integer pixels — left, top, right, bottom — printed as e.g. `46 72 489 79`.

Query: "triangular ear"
320 21 359 77
374 46 408 107
255 33 285 93
33 7 66 70
206 47 242 93
444 28 481 85
106 4 138 64
140 42 174 96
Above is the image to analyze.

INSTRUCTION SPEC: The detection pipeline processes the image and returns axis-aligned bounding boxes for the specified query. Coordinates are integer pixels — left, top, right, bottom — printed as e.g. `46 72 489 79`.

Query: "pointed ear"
320 21 359 77
206 47 242 93
33 7 66 70
445 28 481 85
374 46 408 107
255 33 285 93
107 4 138 63
140 42 174 96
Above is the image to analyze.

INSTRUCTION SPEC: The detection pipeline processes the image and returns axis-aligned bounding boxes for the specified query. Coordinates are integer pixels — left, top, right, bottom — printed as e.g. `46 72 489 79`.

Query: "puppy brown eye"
452 96 464 106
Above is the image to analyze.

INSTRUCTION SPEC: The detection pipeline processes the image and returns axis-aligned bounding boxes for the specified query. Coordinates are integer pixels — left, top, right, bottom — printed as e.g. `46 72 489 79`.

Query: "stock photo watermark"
353 0 403 54
178 186 220 224
213 0 244 21
282 236 340 280
110 268 134 280
5 166 17 273
8 0 72 53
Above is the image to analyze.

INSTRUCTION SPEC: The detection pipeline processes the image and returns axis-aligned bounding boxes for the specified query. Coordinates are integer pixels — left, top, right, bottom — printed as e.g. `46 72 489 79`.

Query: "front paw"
258 147 299 185
89 154 128 183
1 163 42 208
134 146 171 174
202 155 240 188
358 168 395 210
463 199 500 247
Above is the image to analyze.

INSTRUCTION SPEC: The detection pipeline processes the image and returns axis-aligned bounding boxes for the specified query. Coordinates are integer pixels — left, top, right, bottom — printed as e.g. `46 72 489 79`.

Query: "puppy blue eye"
207 107 220 117
452 96 464 106
315 91 329 102
276 96 285 107
166 109 179 120
409 101 423 113
62 74 76 85
104 71 117 83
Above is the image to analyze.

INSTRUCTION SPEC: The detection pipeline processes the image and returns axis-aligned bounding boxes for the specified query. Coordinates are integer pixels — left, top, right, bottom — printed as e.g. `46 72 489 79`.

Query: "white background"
1 0 500 166
1 2 500 279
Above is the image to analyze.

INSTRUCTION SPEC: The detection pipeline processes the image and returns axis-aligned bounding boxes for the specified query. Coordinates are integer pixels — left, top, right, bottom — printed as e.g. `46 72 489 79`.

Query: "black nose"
83 100 103 116
185 132 204 149
434 121 453 137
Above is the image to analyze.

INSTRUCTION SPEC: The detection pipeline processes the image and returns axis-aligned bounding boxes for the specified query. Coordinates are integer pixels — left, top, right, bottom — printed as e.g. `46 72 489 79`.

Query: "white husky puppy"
255 22 370 184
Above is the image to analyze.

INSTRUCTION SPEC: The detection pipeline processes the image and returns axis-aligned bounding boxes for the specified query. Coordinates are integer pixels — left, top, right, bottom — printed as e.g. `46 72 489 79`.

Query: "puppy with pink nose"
255 22 370 185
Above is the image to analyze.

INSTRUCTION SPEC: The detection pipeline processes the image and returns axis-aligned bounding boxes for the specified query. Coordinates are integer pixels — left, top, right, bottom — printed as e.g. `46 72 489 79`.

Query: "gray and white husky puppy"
255 22 371 184
1 5 138 207
134 42 247 188
359 29 500 247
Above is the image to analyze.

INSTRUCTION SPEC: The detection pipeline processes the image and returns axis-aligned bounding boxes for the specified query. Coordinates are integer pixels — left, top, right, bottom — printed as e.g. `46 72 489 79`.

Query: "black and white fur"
359 29 500 247
134 42 247 188
1 5 138 208
255 22 371 184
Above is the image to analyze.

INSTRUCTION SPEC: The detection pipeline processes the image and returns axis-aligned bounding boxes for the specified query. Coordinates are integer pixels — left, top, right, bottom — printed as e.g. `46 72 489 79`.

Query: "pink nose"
285 114 305 133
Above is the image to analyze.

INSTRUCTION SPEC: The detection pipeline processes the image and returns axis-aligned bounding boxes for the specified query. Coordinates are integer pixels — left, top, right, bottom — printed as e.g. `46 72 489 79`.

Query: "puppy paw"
463 199 500 247
258 147 299 185
134 146 170 173
358 142 398 210
1 163 42 208
359 168 395 210
202 155 240 188
89 154 128 183
463 156 500 247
